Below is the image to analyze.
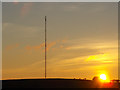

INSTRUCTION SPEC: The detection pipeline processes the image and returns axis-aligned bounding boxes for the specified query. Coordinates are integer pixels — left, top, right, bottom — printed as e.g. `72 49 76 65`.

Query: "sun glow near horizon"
100 74 106 80
99 74 111 82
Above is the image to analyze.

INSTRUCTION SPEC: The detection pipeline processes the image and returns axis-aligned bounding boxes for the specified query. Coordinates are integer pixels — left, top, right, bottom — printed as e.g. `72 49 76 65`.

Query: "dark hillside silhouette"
2 78 119 89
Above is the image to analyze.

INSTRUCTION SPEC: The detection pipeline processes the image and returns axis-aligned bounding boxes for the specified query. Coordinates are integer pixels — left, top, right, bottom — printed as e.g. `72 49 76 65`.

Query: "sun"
100 74 106 80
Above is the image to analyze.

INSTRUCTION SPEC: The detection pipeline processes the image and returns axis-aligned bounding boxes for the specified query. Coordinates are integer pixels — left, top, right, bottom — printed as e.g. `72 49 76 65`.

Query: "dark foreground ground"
1 79 119 89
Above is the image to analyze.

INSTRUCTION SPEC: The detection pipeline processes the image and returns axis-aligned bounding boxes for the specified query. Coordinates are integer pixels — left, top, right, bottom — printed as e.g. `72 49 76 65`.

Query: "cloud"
47 41 57 51
25 43 45 51
24 38 68 52
25 45 32 50
24 40 58 51
46 39 68 51
61 39 67 43
3 23 14 30
33 43 45 50
85 53 110 61
21 3 33 17
3 22 43 38
64 38 118 51
5 43 19 50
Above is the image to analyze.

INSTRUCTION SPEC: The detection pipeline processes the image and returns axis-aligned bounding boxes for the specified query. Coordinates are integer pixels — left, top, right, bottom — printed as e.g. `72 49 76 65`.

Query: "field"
2 79 119 89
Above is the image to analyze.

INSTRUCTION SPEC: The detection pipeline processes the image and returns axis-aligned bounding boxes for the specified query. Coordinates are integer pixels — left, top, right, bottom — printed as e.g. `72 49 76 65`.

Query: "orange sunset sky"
2 2 118 80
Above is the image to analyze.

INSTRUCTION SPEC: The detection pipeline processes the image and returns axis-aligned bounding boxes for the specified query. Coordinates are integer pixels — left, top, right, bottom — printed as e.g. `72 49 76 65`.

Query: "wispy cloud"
21 3 33 17
25 43 44 51
24 39 68 52
3 22 43 38
85 53 112 62
47 41 57 51
5 43 19 50
64 38 118 50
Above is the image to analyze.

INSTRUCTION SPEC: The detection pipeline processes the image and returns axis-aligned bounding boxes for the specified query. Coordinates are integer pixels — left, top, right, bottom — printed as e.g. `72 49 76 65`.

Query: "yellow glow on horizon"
86 54 111 61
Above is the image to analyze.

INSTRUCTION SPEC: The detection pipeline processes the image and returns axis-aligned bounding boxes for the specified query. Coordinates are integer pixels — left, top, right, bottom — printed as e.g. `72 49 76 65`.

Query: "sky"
2 2 118 80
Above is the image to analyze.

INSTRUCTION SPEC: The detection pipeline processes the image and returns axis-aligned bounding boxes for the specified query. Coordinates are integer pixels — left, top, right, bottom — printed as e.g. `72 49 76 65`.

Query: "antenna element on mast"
45 16 47 79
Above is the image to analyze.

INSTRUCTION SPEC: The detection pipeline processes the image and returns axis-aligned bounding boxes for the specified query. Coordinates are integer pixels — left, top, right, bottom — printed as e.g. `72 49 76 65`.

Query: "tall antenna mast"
45 16 47 79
